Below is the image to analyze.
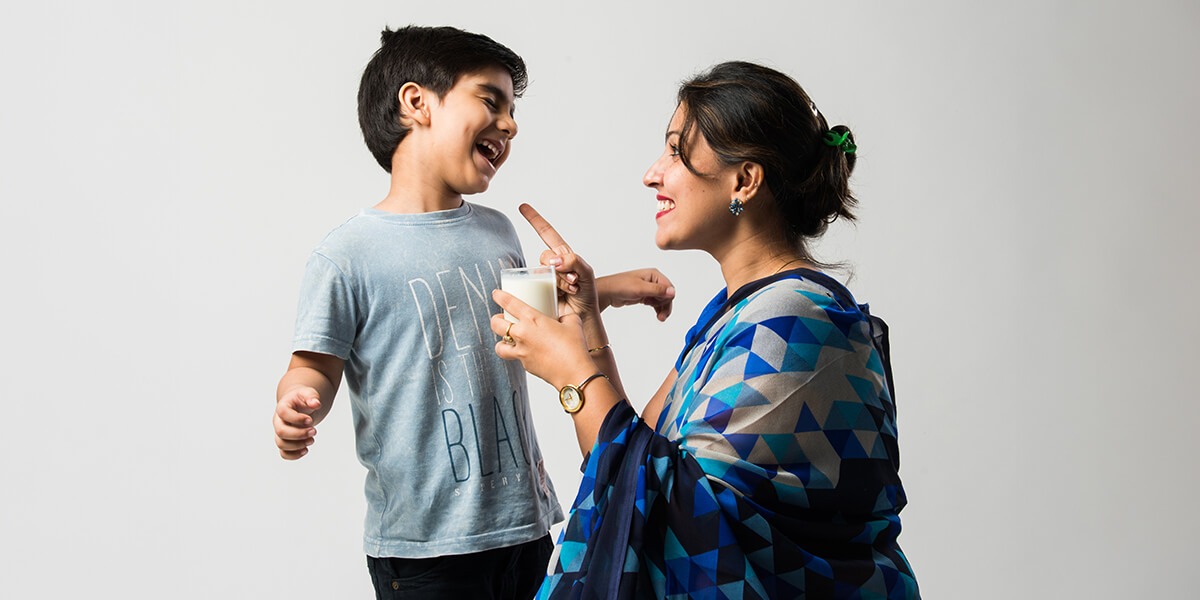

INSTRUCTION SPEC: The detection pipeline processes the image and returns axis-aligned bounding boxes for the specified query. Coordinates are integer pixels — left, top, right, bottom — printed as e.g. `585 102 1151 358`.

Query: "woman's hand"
519 204 601 321
519 204 675 323
492 289 596 390
597 269 676 322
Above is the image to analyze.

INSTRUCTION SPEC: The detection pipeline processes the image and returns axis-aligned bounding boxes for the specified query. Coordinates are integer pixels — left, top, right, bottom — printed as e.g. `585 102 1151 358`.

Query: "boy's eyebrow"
477 82 517 114
477 83 512 101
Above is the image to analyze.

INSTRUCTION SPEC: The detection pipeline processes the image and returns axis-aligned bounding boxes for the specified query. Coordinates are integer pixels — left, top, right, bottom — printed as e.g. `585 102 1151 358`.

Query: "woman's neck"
713 230 809 293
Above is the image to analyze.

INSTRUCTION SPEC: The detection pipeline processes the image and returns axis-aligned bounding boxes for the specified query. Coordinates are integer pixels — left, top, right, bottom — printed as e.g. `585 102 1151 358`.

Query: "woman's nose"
643 154 664 188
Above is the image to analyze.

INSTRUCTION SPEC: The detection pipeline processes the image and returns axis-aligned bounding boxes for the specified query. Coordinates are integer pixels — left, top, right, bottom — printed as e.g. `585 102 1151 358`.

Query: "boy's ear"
397 82 431 127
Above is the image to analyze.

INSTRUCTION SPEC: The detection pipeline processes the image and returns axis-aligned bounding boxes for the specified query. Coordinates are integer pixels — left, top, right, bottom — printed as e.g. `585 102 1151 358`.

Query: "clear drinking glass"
499 266 558 322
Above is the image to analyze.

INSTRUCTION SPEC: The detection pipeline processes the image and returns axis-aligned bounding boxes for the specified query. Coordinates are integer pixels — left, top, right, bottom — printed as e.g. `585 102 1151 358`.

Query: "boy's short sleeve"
292 251 358 360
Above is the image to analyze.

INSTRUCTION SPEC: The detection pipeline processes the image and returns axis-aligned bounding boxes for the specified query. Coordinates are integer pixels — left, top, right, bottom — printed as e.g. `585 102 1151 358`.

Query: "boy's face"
425 66 518 196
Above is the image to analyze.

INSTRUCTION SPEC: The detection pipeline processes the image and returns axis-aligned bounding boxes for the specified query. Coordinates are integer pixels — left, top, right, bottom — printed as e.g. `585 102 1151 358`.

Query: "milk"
500 267 558 322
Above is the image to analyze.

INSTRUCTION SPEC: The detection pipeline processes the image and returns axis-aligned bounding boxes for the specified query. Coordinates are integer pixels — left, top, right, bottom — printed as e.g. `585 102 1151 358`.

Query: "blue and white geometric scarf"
538 270 919 599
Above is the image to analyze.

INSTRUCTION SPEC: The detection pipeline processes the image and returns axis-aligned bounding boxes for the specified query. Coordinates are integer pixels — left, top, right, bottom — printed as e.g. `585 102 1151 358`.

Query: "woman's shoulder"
721 273 876 361
736 273 858 321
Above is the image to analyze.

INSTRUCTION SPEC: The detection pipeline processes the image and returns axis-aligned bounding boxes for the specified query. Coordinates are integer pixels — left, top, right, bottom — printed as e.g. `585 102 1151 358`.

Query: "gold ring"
503 322 515 345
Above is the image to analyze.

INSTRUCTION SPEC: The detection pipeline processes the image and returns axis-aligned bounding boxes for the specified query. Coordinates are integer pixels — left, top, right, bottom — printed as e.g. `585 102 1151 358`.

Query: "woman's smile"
655 195 676 219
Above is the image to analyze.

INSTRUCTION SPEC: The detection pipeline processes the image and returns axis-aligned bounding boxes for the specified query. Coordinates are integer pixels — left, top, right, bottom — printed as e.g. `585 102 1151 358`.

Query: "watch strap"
577 372 608 391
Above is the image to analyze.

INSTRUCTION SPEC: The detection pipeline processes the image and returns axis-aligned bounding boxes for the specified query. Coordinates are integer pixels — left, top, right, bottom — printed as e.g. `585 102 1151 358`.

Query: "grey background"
2 1 1197 597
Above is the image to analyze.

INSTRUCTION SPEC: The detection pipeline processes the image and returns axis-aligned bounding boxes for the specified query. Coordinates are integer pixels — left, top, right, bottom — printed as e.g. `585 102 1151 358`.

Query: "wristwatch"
558 372 608 414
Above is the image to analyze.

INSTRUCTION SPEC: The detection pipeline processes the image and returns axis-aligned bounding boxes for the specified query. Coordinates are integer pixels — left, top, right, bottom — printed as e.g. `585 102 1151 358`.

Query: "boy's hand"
274 387 321 460
597 269 675 321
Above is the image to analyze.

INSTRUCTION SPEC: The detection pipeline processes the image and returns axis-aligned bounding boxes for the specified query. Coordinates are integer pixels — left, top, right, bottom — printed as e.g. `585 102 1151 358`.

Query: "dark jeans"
367 534 554 599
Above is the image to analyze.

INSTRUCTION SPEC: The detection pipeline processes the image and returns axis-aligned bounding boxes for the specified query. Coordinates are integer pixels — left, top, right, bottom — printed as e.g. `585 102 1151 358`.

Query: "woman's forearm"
578 312 629 401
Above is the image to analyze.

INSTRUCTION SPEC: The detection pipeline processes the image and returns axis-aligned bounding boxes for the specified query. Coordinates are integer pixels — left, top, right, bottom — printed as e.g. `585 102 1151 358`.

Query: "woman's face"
643 105 739 253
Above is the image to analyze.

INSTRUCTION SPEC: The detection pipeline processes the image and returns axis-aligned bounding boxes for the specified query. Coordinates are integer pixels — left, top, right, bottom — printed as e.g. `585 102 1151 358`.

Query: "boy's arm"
274 351 344 460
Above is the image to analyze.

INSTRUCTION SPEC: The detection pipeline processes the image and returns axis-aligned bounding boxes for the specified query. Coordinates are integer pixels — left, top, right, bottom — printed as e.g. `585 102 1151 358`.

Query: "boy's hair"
357 25 528 173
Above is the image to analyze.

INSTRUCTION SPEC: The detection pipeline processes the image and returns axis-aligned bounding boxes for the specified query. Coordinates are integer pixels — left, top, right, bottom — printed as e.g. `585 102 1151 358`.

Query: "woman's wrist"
595 276 613 313
553 354 603 392
580 315 609 349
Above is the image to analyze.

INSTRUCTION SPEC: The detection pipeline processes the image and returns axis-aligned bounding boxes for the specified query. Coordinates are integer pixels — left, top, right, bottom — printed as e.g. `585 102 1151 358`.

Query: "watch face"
560 386 583 413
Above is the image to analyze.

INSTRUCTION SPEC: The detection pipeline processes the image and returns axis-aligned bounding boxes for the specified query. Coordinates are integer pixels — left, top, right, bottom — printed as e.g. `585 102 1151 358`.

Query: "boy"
273 25 562 598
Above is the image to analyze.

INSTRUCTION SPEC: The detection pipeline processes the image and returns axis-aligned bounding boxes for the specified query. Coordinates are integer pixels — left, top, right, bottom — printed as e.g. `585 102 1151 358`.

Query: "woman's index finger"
519 203 571 253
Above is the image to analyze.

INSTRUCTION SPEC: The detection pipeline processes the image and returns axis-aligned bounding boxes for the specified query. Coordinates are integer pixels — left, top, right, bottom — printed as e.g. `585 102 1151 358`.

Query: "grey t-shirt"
292 202 562 558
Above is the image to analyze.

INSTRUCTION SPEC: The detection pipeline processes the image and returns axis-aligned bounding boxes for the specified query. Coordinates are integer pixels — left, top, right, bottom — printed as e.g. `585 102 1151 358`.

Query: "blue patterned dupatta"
538 270 919 599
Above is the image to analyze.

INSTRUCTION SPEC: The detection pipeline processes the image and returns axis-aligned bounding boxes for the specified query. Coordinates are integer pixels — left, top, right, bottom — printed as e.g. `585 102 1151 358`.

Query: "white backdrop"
2 1 1197 598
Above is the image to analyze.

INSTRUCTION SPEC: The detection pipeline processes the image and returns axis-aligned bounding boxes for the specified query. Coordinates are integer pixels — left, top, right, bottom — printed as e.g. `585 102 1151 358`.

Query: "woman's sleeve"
540 399 781 599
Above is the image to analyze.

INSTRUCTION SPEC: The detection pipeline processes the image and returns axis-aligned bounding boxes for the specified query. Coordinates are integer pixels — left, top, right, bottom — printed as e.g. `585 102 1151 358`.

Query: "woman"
493 61 919 599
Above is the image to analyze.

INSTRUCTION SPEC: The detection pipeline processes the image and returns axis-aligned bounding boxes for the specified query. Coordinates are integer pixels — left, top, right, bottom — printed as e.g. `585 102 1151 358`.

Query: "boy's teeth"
478 141 499 160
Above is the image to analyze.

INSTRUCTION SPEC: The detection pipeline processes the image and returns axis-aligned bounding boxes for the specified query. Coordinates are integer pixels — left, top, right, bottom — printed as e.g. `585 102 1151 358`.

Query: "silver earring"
729 197 744 216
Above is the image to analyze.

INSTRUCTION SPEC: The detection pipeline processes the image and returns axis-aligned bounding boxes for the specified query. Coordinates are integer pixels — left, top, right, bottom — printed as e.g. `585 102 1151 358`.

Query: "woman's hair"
675 61 857 254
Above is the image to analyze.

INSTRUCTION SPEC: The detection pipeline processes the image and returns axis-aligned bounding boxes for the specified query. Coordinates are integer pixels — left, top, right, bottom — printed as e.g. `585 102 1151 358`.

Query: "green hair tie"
822 130 857 154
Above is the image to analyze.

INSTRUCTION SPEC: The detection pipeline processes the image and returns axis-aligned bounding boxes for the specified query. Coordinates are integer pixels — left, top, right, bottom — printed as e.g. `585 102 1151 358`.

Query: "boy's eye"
483 97 498 109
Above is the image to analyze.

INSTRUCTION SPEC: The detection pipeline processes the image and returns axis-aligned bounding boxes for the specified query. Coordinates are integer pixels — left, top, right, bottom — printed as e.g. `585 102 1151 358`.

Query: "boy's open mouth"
476 139 502 165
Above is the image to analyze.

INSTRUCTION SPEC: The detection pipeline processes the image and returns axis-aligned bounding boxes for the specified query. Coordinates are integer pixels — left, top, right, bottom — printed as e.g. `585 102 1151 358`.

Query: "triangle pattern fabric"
537 275 918 599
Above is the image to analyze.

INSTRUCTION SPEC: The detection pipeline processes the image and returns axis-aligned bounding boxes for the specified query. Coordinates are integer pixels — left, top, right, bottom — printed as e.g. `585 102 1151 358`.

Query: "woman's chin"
654 227 689 251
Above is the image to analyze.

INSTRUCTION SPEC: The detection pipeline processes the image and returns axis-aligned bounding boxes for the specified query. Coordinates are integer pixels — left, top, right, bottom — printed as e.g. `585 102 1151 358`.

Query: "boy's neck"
374 179 464 214
373 152 465 214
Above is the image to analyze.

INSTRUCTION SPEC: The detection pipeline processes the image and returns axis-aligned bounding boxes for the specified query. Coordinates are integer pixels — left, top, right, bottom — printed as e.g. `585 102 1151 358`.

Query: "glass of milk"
500 266 559 322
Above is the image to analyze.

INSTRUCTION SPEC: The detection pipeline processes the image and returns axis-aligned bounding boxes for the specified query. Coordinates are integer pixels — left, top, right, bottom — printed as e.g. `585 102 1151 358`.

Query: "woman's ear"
397 82 431 126
734 161 765 201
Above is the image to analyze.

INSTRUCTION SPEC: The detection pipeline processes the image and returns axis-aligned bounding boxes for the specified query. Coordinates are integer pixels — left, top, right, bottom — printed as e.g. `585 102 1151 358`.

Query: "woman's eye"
669 144 681 157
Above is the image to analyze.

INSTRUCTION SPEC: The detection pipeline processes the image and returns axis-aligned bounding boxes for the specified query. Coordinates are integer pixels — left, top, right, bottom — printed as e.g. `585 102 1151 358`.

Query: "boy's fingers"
279 390 320 426
276 433 314 450
275 416 317 441
292 390 321 412
276 393 319 427
277 404 314 428
276 422 315 459
519 203 572 253
279 447 308 460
